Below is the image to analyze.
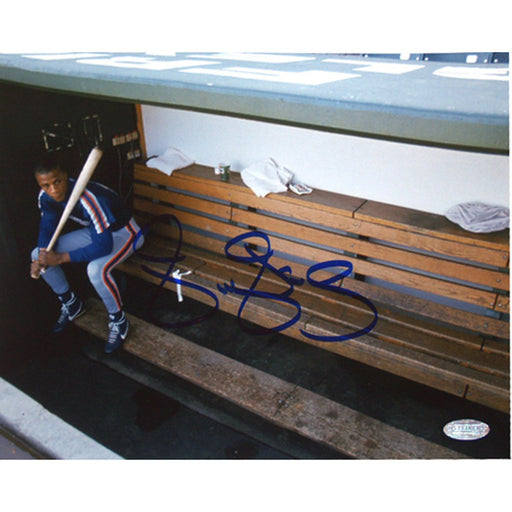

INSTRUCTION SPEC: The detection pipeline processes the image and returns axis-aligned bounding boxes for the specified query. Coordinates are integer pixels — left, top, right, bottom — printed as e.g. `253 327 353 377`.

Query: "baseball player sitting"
30 156 144 353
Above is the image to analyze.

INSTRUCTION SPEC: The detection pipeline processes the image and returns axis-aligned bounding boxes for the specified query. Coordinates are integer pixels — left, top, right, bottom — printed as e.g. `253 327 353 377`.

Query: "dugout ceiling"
0 52 508 153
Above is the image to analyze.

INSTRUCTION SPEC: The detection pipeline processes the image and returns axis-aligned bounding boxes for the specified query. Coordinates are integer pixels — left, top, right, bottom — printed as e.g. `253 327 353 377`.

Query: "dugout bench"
118 163 510 413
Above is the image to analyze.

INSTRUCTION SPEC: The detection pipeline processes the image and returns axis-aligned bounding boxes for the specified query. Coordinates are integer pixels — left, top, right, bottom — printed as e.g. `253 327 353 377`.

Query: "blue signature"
132 214 378 341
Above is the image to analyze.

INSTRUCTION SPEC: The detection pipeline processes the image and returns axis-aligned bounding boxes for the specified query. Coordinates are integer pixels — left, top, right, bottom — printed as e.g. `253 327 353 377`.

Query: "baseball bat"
31 147 103 278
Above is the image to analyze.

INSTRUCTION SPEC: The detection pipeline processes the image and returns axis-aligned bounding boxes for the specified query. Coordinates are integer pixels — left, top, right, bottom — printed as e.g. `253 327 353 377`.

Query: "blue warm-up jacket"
37 178 131 262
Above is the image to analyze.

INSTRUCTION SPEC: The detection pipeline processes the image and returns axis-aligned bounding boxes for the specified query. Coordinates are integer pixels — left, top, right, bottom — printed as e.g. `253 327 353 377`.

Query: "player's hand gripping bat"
31 147 104 279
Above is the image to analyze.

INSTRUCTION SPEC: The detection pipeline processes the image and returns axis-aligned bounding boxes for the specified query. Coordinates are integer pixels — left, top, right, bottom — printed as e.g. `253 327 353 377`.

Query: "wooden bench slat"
135 163 366 217
135 164 509 266
120 248 509 381
134 183 231 220
481 338 510 356
122 164 510 412
214 245 509 340
123 249 508 379
340 310 508 377
119 257 509 412
494 294 509 314
120 256 309 335
135 200 508 311
231 208 508 291
133 198 238 240
350 217 509 268
175 164 367 215
194 249 489 351
291 285 486 351
464 383 510 411
253 233 499 310
303 316 509 412
140 238 507 349
345 278 509 340
354 200 510 252
134 203 501 311
134 187 509 296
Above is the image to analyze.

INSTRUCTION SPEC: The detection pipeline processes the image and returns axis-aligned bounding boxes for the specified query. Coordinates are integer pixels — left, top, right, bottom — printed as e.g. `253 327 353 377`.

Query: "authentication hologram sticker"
443 419 490 441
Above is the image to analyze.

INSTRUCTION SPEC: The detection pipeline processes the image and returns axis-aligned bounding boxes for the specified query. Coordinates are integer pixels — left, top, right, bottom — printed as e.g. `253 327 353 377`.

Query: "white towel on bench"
146 147 195 176
445 202 509 233
241 158 293 197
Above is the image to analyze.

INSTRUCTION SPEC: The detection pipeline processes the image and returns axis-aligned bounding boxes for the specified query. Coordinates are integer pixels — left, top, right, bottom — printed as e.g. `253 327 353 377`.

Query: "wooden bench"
118 162 510 413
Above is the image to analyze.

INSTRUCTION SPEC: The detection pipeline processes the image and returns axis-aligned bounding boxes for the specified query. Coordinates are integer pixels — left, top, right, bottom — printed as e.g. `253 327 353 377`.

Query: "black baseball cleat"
53 293 86 333
104 314 129 354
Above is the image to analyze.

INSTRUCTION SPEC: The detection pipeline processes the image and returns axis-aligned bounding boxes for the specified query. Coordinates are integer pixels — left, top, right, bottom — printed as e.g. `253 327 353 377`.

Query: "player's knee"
87 260 102 282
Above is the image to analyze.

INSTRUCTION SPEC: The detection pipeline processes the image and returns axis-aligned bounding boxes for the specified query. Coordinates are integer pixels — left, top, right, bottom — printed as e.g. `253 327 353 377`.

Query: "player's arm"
32 196 59 276
67 227 113 263
37 199 59 248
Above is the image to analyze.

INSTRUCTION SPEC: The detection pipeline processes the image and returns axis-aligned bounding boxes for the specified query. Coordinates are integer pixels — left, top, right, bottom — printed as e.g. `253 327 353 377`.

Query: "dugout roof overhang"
0 52 508 153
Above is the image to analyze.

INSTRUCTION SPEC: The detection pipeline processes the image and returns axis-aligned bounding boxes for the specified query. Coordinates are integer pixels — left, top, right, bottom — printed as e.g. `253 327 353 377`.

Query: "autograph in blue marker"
132 213 219 328
133 215 378 341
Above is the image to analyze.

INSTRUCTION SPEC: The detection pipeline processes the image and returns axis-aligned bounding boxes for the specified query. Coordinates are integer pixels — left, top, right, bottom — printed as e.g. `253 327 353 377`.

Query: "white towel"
146 147 194 176
445 202 509 233
241 158 293 197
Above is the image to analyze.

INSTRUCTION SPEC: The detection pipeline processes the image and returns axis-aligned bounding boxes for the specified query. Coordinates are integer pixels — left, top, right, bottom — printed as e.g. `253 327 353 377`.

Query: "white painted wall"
141 105 509 216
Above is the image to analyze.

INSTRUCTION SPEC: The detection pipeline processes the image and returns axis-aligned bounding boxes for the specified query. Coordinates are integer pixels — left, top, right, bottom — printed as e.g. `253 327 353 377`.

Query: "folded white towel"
445 202 509 233
146 147 194 176
241 158 293 197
